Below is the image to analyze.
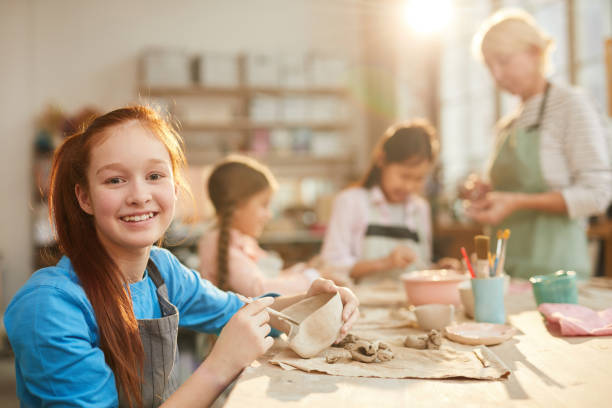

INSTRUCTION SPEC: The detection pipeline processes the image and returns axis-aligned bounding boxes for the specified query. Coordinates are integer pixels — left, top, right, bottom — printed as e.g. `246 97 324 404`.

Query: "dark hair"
48 106 190 408
207 155 277 290
361 119 439 188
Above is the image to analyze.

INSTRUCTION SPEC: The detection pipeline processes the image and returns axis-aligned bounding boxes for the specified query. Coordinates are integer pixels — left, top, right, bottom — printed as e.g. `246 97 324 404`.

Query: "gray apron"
489 83 590 279
119 260 180 407
359 193 429 284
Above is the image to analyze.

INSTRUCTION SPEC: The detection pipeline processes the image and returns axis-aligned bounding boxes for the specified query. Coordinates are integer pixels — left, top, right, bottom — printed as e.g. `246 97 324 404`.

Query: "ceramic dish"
400 269 469 306
444 322 517 346
281 292 343 358
414 304 455 331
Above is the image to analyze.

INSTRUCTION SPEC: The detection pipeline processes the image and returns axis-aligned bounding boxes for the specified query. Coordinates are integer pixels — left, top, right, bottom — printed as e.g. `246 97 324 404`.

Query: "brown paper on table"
353 280 407 307
270 344 510 380
353 307 418 330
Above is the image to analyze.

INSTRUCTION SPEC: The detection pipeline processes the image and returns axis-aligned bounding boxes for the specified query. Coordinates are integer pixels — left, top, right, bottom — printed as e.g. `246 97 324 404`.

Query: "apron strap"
145 259 177 318
365 224 420 242
526 81 551 132
146 259 165 289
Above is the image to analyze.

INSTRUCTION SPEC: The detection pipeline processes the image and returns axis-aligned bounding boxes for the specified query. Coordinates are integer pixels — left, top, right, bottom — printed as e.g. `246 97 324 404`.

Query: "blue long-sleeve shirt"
4 246 244 407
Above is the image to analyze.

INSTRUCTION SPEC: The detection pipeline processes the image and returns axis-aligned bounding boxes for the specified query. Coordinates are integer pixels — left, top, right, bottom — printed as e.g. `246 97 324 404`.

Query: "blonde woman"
466 9 611 279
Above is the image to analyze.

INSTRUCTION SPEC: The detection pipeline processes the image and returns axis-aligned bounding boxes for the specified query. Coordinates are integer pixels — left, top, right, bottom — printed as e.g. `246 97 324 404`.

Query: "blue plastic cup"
529 270 578 306
470 276 506 324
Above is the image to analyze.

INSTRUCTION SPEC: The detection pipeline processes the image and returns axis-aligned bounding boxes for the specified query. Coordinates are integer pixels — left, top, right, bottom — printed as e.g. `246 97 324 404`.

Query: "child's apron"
358 193 429 284
119 260 180 407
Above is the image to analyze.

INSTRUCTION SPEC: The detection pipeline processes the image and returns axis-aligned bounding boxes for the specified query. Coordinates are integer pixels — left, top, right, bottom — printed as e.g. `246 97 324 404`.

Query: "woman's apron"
489 83 590 279
119 260 180 407
359 194 429 284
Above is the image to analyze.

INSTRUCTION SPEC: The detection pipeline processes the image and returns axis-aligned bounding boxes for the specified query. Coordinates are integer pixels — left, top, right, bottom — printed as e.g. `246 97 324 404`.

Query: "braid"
216 207 234 291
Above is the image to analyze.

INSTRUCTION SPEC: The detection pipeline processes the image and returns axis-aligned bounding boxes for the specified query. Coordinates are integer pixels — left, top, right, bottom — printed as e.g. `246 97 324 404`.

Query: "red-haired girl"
4 106 358 407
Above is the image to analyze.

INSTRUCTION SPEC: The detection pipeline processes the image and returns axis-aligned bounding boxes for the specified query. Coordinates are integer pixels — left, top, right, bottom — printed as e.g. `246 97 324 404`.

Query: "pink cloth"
320 186 432 269
199 228 314 297
538 303 612 336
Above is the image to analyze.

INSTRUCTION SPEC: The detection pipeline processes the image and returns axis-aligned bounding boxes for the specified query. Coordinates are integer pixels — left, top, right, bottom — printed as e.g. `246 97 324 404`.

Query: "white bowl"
414 304 455 331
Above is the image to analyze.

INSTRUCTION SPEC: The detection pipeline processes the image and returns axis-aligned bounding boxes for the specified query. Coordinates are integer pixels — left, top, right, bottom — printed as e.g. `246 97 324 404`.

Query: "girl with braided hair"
200 155 329 297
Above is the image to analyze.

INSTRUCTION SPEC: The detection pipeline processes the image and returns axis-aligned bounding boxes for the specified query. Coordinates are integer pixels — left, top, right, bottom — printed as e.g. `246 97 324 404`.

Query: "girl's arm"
162 297 275 408
320 190 364 275
163 279 360 407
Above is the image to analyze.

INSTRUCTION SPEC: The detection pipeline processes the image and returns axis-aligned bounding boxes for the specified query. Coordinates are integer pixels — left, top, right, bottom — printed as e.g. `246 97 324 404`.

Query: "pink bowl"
400 269 469 306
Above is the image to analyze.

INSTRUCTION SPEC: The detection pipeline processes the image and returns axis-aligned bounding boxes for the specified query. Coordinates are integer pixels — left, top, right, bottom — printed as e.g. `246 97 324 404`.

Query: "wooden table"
223 282 612 408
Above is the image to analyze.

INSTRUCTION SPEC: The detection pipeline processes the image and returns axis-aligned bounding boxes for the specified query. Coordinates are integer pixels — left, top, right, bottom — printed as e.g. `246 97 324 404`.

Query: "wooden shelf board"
180 121 350 132
184 150 354 168
140 86 349 97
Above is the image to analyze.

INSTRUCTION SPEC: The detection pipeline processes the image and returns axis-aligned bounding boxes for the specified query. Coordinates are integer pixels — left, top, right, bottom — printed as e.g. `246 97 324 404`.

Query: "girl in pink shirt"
321 120 460 284
199 156 322 297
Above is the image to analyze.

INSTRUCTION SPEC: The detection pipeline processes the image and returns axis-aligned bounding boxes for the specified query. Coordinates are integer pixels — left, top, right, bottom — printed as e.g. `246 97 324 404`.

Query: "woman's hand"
385 245 416 270
466 191 521 225
206 297 275 383
305 278 360 342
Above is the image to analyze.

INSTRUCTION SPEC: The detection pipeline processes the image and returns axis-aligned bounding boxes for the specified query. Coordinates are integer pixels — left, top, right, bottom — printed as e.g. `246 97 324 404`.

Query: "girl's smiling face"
75 120 177 254
379 159 431 203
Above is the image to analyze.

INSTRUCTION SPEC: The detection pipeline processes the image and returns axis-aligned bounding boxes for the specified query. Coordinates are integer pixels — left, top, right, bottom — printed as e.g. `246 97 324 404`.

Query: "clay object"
426 330 442 349
403 334 428 349
334 333 360 348
404 330 442 350
281 292 343 358
325 354 342 364
342 339 394 363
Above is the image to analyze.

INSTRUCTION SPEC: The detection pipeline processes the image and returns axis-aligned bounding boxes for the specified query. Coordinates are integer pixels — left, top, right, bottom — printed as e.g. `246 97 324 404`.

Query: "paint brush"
461 247 475 278
492 230 503 277
496 229 511 276
474 235 490 279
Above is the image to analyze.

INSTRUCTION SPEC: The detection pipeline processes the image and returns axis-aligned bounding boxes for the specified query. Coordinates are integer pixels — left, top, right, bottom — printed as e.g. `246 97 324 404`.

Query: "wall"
0 0 364 315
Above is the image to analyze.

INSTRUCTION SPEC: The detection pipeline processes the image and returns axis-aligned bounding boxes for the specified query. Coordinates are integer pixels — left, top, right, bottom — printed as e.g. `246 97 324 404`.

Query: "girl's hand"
385 245 416 270
206 297 275 383
466 192 520 225
435 257 462 271
305 278 360 343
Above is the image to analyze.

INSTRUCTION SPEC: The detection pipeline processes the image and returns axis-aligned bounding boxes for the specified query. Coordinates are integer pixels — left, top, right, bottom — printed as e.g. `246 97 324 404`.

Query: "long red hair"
48 106 190 407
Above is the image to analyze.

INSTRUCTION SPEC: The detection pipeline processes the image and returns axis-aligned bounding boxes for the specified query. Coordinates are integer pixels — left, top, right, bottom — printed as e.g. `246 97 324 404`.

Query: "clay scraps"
403 330 442 350
328 334 394 364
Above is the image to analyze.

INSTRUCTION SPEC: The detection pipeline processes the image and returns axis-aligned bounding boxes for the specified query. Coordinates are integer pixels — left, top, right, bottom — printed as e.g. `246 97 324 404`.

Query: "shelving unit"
138 83 354 173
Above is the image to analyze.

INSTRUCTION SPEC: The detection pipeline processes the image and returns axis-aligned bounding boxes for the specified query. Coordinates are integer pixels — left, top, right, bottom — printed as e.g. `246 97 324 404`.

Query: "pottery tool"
461 247 475 278
495 229 511 276
474 235 490 279
243 298 300 326
492 230 503 277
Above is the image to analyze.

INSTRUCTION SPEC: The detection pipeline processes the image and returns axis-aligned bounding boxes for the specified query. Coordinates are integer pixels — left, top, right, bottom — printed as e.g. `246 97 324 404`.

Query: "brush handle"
461 247 475 278
242 298 300 326
475 259 490 279
496 240 508 276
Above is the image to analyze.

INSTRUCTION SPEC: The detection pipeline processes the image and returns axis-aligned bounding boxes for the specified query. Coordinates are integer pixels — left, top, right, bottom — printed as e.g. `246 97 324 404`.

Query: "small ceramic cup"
471 276 506 324
458 280 475 319
529 270 578 306
414 304 455 331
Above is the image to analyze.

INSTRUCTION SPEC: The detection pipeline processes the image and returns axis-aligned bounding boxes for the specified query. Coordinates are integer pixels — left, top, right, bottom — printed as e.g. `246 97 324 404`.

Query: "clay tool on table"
474 235 490 279
242 298 301 326
495 229 511 276
461 246 475 278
